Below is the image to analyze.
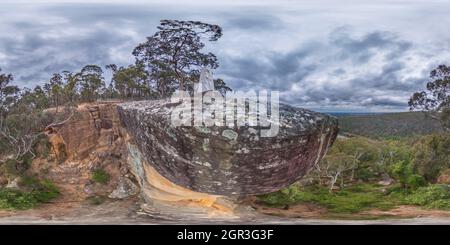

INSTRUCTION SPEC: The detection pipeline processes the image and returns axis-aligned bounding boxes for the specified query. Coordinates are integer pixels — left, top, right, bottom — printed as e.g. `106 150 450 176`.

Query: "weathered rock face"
32 102 136 202
118 100 338 196
46 103 122 161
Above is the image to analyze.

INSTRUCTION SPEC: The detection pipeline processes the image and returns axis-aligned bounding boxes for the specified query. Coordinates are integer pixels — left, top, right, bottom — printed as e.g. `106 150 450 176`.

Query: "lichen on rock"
118 99 339 196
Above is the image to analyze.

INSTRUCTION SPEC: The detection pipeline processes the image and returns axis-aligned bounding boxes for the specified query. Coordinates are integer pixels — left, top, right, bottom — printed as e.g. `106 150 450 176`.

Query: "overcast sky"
1 0 450 112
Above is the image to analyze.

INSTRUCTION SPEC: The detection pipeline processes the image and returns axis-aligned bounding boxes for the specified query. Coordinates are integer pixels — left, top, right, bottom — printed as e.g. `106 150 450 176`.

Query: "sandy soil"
2 196 450 224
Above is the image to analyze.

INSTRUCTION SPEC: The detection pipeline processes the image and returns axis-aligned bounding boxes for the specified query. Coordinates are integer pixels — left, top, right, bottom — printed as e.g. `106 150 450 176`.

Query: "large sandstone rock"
45 102 122 161
118 99 338 196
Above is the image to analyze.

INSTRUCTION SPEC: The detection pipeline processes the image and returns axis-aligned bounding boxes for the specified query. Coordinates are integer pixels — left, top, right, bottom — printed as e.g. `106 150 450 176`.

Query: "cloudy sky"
1 0 450 112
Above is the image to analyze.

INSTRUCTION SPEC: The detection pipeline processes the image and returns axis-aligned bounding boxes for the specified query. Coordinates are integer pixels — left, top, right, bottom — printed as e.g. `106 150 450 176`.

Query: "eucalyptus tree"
78 65 105 102
132 20 223 97
409 65 450 131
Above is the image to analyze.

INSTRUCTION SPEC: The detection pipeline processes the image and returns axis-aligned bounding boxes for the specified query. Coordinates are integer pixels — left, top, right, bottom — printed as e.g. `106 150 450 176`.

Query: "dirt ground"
2 195 450 224
250 202 450 220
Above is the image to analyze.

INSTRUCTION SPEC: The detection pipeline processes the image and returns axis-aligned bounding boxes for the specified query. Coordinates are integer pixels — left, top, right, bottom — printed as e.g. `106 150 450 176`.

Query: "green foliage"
106 64 156 100
407 174 427 189
0 72 50 159
313 137 383 189
411 134 450 182
257 184 315 205
91 169 110 184
259 183 450 214
409 64 450 132
258 184 396 213
316 135 438 188
133 20 228 96
259 119 450 214
0 68 20 114
0 189 37 210
20 176 60 202
403 185 450 209
313 136 414 184
354 168 375 181
390 160 410 187
0 177 59 210
389 160 426 190
78 65 106 102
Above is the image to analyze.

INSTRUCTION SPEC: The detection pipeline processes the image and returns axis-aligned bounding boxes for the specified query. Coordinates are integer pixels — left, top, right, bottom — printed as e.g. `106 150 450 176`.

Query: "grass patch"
91 169 110 185
258 184 398 214
0 177 60 210
0 189 37 210
402 185 450 210
20 176 60 202
258 183 450 214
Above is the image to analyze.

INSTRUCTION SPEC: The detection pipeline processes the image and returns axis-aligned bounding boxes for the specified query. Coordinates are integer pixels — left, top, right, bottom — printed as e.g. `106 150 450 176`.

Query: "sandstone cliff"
118 100 338 196
25 100 337 218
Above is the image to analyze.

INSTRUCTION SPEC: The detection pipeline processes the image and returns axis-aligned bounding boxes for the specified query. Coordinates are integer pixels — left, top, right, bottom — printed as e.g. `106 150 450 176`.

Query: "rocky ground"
2 198 450 224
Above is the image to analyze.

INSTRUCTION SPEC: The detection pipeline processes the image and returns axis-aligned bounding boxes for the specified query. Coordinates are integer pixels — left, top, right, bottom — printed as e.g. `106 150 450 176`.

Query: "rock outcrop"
118 100 338 196
36 102 135 203
45 103 122 161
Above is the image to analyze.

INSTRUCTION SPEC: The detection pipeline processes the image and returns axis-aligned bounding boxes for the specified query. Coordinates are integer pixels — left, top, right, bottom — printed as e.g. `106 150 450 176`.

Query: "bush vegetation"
339 112 443 139
403 185 450 210
258 184 397 213
0 177 59 210
258 133 450 214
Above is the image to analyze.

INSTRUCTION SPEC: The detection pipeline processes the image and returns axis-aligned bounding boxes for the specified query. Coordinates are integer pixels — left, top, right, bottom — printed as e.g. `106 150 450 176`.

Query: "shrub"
354 168 376 181
258 184 397 213
407 174 426 189
411 134 450 182
21 176 60 202
389 160 425 190
404 185 450 209
3 154 33 177
92 169 110 184
0 177 59 210
0 189 36 210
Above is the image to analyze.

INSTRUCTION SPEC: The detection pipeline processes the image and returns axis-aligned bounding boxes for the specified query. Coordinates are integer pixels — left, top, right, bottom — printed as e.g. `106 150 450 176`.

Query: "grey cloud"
330 29 412 64
224 15 283 31
217 29 421 110
0 23 137 86
218 43 320 92
1 1 450 112
360 97 407 107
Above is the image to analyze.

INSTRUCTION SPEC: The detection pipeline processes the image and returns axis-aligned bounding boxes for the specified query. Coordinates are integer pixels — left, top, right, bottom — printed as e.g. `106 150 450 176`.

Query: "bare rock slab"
118 100 338 196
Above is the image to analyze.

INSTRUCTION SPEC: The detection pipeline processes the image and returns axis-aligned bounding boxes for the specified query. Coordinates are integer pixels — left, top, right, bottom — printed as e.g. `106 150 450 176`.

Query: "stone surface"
194 67 215 93
437 169 450 184
378 179 394 186
6 177 21 189
109 177 139 199
118 99 338 196
35 102 132 203
378 173 395 186
45 102 121 161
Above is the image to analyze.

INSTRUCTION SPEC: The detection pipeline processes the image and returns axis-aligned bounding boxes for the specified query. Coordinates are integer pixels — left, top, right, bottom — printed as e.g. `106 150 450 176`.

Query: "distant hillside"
338 112 444 139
